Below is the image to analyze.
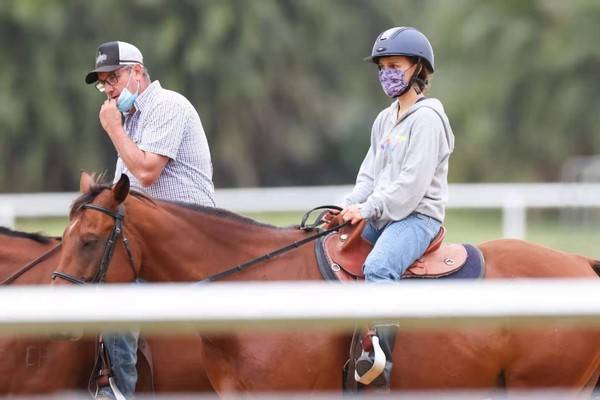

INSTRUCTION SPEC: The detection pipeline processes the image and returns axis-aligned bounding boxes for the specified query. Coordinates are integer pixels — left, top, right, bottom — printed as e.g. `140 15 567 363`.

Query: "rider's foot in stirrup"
355 350 386 387
355 349 376 377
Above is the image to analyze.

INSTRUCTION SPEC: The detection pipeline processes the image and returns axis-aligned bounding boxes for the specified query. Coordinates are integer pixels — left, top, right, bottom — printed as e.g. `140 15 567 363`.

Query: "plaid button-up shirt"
113 81 215 207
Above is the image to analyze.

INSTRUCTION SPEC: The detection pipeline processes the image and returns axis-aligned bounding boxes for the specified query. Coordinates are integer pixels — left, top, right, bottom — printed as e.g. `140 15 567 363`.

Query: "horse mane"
0 226 54 244
592 260 600 278
165 200 279 229
71 181 279 229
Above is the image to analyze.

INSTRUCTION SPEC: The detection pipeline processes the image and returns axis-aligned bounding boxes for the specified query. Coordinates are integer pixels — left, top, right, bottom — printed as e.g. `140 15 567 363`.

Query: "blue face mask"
117 70 140 113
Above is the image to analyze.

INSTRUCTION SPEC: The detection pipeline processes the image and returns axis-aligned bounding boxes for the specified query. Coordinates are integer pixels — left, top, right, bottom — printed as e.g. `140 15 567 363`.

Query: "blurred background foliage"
1 0 599 192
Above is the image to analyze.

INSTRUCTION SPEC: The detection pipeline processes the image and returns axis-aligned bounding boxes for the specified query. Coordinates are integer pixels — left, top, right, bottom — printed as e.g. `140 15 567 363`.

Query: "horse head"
56 171 315 285
52 172 140 285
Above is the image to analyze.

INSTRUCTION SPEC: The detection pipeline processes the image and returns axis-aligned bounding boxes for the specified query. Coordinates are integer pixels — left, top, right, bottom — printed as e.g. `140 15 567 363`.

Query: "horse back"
478 239 598 278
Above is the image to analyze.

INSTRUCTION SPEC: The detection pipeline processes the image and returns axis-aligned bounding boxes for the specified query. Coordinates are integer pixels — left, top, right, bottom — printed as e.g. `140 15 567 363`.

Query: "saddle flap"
324 222 371 278
402 244 468 278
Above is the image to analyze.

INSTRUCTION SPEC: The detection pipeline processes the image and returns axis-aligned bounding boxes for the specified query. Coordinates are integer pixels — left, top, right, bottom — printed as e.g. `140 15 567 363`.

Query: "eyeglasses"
95 66 130 92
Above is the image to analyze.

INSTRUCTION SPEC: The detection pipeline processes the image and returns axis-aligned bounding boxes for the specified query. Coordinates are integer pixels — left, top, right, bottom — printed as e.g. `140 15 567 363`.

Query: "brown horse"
0 226 212 395
54 173 600 395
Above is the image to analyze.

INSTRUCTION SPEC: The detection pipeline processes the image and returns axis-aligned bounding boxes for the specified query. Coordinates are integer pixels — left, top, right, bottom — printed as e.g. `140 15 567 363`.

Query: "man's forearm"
108 127 145 175
107 127 164 187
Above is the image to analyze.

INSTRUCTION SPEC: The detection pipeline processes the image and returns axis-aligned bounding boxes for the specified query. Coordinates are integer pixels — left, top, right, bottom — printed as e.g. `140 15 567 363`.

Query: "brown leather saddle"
319 219 468 281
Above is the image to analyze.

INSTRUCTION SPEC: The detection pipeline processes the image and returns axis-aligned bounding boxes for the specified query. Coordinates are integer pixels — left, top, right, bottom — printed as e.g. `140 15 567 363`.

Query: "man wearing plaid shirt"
85 41 215 399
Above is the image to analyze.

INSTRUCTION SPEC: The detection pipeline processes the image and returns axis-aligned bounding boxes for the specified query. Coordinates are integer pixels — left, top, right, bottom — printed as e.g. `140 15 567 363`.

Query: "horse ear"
79 171 94 193
113 174 130 204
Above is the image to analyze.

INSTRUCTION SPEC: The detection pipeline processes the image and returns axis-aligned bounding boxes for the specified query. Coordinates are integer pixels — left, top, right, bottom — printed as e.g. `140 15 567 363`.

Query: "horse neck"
0 236 59 284
126 201 319 283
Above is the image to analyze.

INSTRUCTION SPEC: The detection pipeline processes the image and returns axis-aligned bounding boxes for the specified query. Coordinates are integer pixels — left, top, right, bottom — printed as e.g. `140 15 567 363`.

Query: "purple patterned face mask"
378 68 409 98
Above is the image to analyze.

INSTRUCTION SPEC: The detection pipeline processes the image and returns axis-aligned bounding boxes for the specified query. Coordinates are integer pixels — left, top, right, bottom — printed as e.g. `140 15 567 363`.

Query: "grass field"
14 209 599 258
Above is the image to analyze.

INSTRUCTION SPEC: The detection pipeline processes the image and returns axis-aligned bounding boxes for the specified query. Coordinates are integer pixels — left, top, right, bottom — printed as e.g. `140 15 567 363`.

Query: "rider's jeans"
362 212 441 282
97 331 139 399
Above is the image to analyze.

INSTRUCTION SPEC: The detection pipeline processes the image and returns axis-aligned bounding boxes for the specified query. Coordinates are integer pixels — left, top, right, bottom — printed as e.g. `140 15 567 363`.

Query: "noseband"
52 204 137 285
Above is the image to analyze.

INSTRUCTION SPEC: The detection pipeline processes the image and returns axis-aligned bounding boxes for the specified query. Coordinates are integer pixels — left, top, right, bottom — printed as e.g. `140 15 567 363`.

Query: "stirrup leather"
354 335 386 384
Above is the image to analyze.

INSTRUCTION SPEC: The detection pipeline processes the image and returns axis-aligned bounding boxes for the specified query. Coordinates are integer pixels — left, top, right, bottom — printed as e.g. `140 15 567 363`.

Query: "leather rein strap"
200 205 348 282
1 241 62 285
51 203 137 285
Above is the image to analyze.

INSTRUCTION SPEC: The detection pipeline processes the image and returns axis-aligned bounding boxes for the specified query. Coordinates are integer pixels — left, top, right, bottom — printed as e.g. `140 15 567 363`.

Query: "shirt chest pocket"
125 116 143 145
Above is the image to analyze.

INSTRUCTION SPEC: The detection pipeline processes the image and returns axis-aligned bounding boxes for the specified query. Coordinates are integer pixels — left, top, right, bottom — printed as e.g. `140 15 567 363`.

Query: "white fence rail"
2 183 600 238
1 280 600 335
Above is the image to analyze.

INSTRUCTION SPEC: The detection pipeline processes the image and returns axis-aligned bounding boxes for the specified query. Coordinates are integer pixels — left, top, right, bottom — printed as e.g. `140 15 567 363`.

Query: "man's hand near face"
99 98 123 137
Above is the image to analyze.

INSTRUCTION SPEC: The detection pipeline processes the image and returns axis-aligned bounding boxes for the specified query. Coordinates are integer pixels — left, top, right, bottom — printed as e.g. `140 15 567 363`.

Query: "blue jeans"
362 213 441 282
97 331 139 399
97 280 145 399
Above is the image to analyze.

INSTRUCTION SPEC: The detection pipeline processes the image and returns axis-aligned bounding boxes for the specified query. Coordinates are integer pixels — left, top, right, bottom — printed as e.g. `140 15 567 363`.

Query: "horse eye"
81 235 98 248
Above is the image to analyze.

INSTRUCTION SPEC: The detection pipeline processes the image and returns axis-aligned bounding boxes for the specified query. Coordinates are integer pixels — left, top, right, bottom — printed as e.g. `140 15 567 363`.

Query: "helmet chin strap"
395 62 423 98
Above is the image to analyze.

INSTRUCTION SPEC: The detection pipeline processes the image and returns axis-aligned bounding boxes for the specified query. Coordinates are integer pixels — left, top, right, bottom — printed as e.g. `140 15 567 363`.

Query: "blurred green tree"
0 0 598 191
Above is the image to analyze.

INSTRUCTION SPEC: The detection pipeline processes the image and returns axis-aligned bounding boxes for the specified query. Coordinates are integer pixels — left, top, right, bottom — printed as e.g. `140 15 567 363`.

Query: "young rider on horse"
336 27 455 389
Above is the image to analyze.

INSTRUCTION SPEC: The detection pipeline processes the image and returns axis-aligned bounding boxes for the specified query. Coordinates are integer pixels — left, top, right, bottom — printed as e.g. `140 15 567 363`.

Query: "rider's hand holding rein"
340 205 364 225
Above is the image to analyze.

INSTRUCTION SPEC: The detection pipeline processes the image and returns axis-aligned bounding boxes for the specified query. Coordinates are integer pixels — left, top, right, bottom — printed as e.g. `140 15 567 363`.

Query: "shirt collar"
390 97 428 124
134 80 161 113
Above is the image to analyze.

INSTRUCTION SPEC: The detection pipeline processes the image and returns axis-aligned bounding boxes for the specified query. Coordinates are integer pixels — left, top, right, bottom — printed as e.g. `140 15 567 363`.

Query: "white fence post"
0 203 15 229
502 194 526 239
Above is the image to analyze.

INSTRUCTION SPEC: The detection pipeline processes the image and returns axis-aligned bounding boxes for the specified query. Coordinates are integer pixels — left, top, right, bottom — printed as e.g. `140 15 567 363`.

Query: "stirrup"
355 335 386 384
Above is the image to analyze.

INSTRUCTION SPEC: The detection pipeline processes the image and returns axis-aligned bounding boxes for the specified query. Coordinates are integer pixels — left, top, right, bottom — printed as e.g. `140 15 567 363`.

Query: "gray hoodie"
344 98 454 229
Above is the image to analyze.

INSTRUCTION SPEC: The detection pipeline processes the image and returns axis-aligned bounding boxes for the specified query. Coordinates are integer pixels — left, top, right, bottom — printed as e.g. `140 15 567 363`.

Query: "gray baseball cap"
85 41 144 84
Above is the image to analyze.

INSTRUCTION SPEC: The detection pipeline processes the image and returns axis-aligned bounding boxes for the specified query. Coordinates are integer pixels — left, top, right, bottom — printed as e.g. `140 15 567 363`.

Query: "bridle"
51 203 137 285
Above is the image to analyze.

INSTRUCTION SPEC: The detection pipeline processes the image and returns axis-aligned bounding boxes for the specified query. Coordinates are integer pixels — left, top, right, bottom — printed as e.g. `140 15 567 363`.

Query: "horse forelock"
0 226 54 244
70 183 111 218
69 183 155 219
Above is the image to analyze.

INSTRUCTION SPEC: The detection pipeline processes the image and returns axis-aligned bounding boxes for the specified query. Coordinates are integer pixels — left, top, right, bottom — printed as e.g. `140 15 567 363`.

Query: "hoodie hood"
404 97 454 152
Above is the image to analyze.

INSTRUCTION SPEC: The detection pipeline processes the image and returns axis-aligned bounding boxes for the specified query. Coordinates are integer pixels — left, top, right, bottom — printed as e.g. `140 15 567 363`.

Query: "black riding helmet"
365 27 435 73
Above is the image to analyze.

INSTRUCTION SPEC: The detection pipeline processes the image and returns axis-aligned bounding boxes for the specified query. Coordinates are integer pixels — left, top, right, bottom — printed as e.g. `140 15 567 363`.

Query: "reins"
0 241 62 285
200 206 348 282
